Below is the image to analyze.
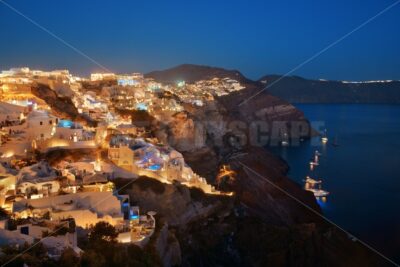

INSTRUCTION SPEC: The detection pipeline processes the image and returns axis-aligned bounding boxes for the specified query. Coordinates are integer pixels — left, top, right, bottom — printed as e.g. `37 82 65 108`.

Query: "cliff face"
146 65 322 225
164 111 206 152
144 64 388 266
259 75 400 103
118 177 232 227
229 147 321 225
216 82 312 140
116 174 388 267
155 223 181 267
145 64 314 151
31 83 97 126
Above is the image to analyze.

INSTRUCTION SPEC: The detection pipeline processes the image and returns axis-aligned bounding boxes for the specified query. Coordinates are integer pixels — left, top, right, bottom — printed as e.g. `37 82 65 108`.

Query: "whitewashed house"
26 110 57 140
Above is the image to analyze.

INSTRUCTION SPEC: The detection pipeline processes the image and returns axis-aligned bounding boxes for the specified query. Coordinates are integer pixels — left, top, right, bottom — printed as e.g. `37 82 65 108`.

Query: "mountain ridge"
146 64 400 104
145 63 254 84
258 74 400 104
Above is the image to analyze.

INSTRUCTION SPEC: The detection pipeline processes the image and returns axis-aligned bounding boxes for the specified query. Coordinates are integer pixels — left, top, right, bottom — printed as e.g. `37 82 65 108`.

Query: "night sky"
1 0 399 80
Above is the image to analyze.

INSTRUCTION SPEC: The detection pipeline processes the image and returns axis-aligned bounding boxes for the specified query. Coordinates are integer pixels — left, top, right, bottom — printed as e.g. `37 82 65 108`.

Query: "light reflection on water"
316 196 329 209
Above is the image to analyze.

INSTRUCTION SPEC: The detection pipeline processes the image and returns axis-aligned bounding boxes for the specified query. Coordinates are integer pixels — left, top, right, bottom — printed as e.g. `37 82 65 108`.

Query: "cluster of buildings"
0 106 97 158
0 155 156 258
0 67 236 259
108 135 216 193
171 77 246 107
0 67 80 85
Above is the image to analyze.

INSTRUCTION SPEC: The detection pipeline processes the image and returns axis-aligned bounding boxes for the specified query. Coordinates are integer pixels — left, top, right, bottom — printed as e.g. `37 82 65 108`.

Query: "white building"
7 218 81 258
54 120 84 142
16 161 60 198
0 102 26 125
12 191 126 228
90 73 116 81
108 135 217 194
26 111 57 140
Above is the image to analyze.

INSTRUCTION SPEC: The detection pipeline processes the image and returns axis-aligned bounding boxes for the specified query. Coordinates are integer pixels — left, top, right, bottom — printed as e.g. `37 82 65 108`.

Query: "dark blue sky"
1 0 399 80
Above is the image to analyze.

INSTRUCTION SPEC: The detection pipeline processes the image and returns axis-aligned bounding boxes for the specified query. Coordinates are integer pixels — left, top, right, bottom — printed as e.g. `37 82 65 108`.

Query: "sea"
269 104 400 263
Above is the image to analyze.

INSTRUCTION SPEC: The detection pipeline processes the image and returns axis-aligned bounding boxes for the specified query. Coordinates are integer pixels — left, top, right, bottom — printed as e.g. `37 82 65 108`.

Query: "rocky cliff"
155 223 182 267
164 111 206 152
31 83 97 126
115 172 388 267
148 64 314 153
117 177 231 227
143 64 389 266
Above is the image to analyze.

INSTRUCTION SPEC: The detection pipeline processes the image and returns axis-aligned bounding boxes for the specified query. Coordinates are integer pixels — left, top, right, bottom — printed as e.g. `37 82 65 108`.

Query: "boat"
306 188 330 197
309 161 319 166
314 154 319 164
281 133 289 146
304 176 322 185
313 150 321 163
321 129 328 144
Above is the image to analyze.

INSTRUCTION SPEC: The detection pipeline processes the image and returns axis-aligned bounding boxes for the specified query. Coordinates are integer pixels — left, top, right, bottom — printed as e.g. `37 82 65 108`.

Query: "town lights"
177 81 185 87
1 151 14 158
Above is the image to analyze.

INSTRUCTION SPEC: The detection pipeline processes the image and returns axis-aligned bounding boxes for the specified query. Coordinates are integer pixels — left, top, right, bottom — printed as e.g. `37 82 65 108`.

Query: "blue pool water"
136 103 148 111
58 119 74 128
148 164 162 171
269 104 400 263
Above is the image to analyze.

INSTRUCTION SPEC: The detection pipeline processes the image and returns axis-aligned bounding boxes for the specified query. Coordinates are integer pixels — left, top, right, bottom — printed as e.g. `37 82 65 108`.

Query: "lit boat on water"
309 161 319 167
314 154 319 164
304 176 322 185
321 129 328 144
307 188 330 197
281 133 289 146
311 151 320 166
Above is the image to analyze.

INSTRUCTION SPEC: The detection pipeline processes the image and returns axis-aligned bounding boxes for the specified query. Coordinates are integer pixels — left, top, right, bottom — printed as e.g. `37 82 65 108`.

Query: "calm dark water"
270 104 400 263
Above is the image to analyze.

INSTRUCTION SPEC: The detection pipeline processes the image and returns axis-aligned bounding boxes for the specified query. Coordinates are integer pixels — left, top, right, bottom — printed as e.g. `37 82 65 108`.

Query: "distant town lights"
117 78 138 87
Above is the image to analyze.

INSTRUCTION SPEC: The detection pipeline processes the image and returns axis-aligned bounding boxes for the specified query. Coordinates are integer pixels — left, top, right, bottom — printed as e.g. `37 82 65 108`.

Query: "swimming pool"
57 120 74 128
147 164 161 171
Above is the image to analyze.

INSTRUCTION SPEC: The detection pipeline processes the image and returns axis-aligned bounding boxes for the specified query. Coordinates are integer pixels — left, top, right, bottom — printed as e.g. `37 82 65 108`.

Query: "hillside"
145 64 253 84
147 64 315 140
259 75 400 104
142 65 394 265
